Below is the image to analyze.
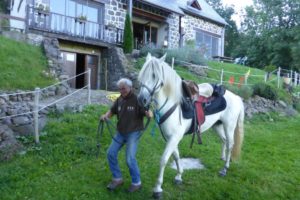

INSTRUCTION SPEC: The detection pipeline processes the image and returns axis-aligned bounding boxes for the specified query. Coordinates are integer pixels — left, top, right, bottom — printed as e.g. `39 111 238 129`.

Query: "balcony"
26 6 123 45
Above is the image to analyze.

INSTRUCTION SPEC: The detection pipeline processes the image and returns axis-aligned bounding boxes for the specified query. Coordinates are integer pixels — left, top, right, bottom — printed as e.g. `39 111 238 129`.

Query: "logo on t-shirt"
127 106 135 111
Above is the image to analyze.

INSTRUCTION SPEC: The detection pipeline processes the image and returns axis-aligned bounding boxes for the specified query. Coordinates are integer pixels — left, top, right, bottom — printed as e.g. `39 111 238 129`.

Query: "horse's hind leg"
219 123 236 176
213 123 226 161
173 147 183 184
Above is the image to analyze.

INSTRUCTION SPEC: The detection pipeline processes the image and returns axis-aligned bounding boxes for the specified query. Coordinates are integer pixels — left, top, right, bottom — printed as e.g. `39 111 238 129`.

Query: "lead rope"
96 116 151 158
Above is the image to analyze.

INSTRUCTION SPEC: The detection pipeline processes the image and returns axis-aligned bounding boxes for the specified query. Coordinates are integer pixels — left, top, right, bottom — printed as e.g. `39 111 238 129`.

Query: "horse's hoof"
219 168 227 177
174 179 182 185
152 192 163 199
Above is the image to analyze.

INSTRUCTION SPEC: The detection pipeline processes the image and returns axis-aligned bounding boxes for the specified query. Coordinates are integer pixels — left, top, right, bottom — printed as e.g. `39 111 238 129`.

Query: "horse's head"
137 53 167 108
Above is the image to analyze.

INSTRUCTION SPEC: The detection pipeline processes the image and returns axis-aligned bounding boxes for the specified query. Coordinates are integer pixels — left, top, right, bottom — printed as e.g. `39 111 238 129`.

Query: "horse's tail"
231 102 244 161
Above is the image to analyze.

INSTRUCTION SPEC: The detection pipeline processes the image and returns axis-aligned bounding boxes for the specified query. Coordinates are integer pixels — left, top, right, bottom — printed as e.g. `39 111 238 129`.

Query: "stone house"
5 0 227 90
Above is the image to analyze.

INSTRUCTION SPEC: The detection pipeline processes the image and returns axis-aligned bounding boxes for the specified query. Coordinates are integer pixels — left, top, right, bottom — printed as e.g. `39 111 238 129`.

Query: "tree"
123 13 133 54
238 0 300 70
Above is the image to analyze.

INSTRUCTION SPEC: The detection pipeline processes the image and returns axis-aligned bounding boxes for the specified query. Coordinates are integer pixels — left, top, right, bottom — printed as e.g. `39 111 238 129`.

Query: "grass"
0 36 55 90
0 105 299 200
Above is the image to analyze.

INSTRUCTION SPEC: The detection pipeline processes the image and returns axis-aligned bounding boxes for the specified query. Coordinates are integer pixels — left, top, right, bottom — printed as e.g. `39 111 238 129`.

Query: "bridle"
140 79 163 101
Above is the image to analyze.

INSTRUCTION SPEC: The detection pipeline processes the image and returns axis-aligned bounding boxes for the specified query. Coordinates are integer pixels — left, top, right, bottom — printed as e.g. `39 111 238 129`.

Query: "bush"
292 97 300 112
237 85 253 100
253 83 278 100
139 44 207 66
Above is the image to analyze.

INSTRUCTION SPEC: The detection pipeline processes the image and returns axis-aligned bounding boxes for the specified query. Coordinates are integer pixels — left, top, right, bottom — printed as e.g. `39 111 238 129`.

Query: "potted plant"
106 22 117 30
35 3 50 15
76 15 87 24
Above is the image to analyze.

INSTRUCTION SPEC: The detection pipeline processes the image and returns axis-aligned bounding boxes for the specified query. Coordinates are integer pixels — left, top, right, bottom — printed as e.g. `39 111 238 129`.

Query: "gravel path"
39 89 115 110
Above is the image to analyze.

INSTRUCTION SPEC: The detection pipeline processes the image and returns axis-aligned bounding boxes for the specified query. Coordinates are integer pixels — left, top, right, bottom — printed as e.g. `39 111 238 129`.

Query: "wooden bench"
212 56 234 63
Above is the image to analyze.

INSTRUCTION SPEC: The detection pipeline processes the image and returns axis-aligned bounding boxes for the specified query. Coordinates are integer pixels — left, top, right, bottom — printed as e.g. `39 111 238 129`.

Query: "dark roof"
144 0 227 25
142 0 184 15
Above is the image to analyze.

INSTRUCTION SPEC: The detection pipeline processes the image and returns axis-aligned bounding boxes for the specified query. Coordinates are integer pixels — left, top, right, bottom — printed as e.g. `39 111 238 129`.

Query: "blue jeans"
107 131 142 184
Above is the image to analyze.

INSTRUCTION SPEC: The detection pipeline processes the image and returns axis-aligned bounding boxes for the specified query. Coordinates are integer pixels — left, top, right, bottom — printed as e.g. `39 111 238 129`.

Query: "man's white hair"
117 78 132 88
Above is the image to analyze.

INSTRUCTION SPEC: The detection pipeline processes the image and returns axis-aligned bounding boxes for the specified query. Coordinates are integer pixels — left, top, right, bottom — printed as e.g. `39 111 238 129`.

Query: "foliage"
0 36 55 90
264 65 277 73
140 45 207 66
0 0 9 13
233 0 300 71
122 13 133 54
237 85 253 100
166 47 207 66
293 97 300 112
0 105 300 199
253 83 278 100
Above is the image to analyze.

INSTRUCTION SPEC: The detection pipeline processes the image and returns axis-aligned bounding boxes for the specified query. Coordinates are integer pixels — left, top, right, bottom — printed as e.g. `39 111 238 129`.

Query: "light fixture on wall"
163 40 168 47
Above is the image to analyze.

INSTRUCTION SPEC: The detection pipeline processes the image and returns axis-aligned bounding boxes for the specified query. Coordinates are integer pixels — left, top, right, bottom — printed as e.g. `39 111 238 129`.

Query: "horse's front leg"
173 147 183 184
153 137 181 199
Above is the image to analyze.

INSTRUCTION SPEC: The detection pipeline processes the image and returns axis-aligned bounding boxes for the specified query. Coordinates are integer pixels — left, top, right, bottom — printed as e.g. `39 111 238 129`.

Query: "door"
86 55 99 90
61 51 76 88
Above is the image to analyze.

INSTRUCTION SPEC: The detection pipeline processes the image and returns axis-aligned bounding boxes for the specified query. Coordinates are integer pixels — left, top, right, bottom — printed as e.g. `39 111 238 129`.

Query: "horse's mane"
138 54 183 103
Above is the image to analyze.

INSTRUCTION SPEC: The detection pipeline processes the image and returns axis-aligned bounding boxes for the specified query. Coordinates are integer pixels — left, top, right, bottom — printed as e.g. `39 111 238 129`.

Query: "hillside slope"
0 36 55 90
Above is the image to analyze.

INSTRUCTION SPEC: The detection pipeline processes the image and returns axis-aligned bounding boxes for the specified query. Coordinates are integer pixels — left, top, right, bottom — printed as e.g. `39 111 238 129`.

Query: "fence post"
34 87 40 144
171 57 174 69
264 72 268 82
220 69 224 85
277 67 281 88
294 72 298 86
87 68 91 105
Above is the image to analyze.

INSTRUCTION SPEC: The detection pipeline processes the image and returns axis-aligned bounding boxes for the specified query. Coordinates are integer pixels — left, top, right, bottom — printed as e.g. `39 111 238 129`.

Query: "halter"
140 79 163 99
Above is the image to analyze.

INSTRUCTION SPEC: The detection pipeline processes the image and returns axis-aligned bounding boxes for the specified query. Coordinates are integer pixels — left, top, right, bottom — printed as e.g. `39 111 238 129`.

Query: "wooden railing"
0 13 26 32
26 6 123 44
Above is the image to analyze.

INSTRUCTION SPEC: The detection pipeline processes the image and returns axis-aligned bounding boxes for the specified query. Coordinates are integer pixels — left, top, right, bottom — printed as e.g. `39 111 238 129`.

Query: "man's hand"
100 114 108 121
145 110 153 118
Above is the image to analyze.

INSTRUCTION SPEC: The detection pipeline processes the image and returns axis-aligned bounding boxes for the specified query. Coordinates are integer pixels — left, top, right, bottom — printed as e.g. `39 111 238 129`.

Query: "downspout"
179 16 182 47
221 26 225 56
127 0 132 18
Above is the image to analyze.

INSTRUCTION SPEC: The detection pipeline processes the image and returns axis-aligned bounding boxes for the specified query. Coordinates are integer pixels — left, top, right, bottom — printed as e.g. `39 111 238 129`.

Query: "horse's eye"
152 73 155 79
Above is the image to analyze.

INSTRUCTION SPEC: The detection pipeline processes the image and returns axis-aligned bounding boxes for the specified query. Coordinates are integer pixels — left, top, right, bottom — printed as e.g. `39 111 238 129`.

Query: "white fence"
173 59 300 88
0 69 91 143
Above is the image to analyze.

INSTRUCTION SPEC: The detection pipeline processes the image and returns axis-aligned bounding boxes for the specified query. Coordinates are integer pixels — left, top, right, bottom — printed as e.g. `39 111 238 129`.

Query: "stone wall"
182 15 223 43
167 13 180 49
105 0 127 43
0 84 71 136
104 47 139 91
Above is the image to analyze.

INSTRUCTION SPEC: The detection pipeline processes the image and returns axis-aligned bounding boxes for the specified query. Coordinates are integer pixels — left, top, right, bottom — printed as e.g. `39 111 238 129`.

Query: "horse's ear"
146 53 152 61
160 53 167 62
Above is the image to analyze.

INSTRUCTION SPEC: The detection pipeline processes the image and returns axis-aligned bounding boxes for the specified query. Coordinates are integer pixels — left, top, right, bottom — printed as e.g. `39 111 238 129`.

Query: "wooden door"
61 51 76 88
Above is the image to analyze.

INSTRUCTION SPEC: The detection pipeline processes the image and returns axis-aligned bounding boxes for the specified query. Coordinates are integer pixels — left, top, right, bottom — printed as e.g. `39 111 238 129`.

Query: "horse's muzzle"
137 92 151 109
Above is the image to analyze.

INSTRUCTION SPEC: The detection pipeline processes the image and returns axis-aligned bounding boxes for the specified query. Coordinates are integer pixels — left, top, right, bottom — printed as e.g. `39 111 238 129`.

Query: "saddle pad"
204 96 227 115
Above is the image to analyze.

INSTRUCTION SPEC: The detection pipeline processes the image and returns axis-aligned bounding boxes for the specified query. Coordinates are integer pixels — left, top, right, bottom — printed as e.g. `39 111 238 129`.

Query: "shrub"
237 85 253 100
252 83 278 100
140 44 207 66
123 13 133 53
292 97 300 112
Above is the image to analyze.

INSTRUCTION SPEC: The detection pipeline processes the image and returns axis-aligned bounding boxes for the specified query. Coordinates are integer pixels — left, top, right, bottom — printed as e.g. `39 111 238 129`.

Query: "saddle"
181 80 227 146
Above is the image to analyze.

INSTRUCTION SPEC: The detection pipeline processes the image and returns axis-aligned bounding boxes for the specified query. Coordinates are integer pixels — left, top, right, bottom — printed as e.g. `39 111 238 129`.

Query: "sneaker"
127 184 142 193
106 179 124 190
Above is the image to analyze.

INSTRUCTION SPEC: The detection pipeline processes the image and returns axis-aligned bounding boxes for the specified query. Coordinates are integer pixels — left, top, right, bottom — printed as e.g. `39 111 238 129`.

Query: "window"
195 30 220 58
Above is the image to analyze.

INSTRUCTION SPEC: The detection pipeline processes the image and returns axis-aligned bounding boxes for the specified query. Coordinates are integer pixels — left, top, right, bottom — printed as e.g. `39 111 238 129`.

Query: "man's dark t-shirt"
111 92 145 134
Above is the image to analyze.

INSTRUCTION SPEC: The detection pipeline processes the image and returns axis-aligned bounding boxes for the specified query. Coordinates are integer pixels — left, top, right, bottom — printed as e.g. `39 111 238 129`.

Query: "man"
100 78 152 193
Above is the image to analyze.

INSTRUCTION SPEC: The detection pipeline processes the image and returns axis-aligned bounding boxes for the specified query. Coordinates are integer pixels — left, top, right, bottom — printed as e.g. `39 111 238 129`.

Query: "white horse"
137 54 244 198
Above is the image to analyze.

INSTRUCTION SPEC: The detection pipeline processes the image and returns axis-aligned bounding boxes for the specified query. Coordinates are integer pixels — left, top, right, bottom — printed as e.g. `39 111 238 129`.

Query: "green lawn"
0 105 299 200
0 36 55 90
